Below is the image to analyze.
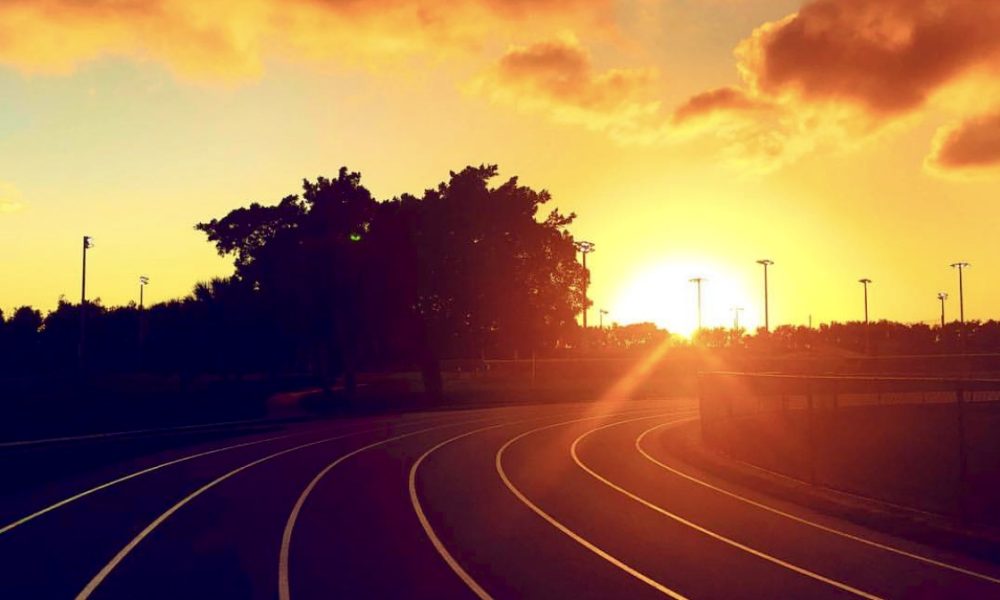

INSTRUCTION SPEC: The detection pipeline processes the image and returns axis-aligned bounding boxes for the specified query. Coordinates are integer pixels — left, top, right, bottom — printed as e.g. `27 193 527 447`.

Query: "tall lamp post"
599 309 608 330
858 278 872 324
689 277 705 332
937 292 948 328
950 262 969 323
79 235 93 372
756 259 773 332
575 241 596 327
139 275 150 310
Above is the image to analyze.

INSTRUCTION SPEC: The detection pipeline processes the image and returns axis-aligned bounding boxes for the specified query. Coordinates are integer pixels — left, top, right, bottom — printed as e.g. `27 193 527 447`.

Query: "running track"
2 399 999 599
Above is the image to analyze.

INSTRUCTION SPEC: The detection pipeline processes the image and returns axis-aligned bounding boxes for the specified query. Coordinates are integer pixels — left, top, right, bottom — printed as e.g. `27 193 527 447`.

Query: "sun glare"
611 259 760 337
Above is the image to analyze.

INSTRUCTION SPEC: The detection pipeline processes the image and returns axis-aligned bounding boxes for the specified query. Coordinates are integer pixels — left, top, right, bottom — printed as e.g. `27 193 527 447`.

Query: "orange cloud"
737 0 1000 115
0 0 616 80
672 0 1000 175
470 38 664 140
671 86 771 125
927 110 1000 176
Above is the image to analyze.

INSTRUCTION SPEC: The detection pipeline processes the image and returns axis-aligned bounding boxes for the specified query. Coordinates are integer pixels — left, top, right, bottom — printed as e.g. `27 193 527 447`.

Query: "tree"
195 164 587 401
197 168 377 398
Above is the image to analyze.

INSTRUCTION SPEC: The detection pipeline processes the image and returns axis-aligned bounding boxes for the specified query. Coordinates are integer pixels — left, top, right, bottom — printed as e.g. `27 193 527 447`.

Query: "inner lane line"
495 411 696 600
633 420 1000 586
570 414 880 599
407 407 675 600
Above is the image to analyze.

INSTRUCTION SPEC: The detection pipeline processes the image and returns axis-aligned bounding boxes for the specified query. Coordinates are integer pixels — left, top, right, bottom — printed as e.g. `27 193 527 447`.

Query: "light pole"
575 241 596 328
79 235 93 373
139 275 150 310
858 278 871 324
859 278 872 354
732 306 744 345
689 277 705 332
950 262 969 323
599 308 608 329
937 292 948 327
756 259 773 332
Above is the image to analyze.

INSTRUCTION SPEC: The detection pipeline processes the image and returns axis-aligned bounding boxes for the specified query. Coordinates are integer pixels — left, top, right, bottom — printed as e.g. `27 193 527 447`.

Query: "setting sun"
612 258 760 337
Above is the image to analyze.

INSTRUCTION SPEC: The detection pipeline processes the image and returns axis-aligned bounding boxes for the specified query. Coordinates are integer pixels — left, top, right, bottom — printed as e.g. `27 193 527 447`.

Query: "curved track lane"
2 398 998 599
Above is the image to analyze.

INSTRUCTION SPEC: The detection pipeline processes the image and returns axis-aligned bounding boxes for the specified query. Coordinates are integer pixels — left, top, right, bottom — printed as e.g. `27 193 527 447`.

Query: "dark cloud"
928 110 1000 174
737 0 1000 115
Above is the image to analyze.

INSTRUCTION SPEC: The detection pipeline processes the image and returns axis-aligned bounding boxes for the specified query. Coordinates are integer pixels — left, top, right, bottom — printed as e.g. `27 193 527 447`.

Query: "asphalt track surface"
3 398 1000 599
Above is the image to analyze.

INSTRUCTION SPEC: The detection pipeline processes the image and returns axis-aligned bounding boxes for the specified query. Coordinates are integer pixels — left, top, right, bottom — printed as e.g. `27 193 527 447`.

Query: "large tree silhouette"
196 164 586 399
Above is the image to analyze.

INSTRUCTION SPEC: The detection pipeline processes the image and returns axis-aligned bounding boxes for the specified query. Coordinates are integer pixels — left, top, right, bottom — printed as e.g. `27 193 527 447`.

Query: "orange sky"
2 0 1000 334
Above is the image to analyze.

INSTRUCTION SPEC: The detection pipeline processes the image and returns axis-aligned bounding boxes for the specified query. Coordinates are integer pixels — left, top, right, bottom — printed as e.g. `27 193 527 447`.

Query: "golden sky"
2 0 1000 334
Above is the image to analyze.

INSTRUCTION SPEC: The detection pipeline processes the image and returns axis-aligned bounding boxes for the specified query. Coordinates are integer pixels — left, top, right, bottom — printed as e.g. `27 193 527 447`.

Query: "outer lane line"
409 421 519 600
407 407 669 600
1 414 442 536
634 420 1000 586
495 411 696 600
281 406 671 600
75 416 468 600
572 415 880 599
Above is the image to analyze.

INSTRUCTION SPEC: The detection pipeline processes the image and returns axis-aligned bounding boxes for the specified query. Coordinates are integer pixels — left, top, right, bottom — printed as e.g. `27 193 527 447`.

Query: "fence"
698 372 1000 523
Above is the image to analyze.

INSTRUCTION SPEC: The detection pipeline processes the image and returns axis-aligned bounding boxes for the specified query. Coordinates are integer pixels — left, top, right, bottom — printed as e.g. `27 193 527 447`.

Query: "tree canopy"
195 165 587 397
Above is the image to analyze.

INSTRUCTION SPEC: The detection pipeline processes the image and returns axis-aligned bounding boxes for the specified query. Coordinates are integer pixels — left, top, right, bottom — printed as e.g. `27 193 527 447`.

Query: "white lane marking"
1 414 438 536
495 412 694 600
75 418 457 600
572 415 880 599
2 432 296 536
409 408 673 600
277 416 498 600
409 423 507 600
0 417 286 448
635 420 1000 586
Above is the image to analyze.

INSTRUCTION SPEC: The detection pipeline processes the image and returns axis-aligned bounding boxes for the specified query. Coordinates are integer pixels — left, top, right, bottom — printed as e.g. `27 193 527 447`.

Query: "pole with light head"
575 240 596 328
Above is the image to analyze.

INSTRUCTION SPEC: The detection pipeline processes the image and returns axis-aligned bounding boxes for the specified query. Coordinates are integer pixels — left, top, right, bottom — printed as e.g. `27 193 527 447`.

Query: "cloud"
0 0 616 80
926 111 1000 177
671 0 1000 175
737 0 1000 115
671 86 772 125
0 182 24 214
469 37 666 141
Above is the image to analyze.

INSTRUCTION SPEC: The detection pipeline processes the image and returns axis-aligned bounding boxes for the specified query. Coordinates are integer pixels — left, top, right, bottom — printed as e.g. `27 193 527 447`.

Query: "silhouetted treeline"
1 165 592 401
7 164 1000 407
678 320 999 357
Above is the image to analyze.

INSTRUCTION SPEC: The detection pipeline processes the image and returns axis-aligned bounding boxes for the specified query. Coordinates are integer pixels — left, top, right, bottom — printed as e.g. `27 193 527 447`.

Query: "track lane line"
1 432 298 536
634 420 1000 586
572 414 880 599
74 416 466 600
495 411 695 600
410 421 515 600
1 414 443 536
407 407 670 600
277 415 503 600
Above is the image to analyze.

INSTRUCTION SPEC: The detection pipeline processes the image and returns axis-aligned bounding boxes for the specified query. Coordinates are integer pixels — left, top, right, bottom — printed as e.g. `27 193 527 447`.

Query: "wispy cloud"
0 0 616 80
0 182 24 214
468 37 666 142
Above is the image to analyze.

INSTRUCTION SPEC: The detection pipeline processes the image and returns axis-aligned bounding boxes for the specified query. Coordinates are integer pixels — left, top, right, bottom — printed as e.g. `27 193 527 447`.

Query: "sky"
2 0 1000 335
